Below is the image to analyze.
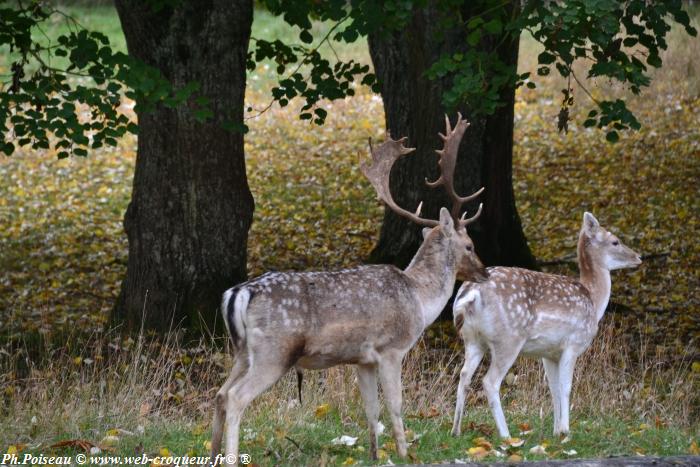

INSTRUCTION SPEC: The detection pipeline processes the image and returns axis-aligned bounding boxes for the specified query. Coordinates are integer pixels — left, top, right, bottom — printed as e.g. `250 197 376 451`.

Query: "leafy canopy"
262 0 696 141
0 0 696 157
0 0 198 158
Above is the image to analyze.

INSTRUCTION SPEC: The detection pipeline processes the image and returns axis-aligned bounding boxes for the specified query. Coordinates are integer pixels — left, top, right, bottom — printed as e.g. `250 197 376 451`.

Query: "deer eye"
465 245 473 252
612 240 619 246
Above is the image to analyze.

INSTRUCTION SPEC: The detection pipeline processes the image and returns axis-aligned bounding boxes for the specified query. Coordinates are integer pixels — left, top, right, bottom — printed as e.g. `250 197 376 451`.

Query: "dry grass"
2 319 697 462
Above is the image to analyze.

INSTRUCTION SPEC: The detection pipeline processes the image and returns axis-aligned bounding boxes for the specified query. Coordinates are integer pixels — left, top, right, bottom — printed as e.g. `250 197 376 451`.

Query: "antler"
361 114 484 230
426 113 484 228
361 136 439 227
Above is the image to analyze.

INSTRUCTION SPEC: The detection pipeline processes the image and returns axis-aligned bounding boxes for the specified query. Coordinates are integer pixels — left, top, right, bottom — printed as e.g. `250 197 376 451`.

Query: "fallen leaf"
100 435 120 446
563 449 578 456
51 439 96 453
500 437 525 449
518 422 532 435
467 446 489 459
507 454 523 462
331 435 358 446
690 440 700 455
529 444 547 455
315 403 330 418
473 437 493 450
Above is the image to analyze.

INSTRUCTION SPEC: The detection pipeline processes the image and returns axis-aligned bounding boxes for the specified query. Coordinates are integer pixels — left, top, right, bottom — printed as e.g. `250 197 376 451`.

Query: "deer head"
580 212 641 270
361 113 486 281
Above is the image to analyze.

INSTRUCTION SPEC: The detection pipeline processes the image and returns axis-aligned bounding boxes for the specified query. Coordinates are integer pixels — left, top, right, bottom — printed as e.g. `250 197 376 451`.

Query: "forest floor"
0 4 699 466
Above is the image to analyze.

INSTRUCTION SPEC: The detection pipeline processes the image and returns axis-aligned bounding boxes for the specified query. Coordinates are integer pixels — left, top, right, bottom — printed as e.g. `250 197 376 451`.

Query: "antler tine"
459 202 483 228
361 137 438 227
426 112 484 225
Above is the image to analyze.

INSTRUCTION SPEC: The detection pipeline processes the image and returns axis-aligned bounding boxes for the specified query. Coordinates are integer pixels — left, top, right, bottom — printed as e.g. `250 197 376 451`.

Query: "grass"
1 3 699 466
2 322 698 465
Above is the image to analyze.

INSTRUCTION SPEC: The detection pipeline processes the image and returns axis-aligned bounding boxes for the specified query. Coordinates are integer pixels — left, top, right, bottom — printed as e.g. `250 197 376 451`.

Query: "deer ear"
422 227 432 239
439 207 454 236
583 212 600 235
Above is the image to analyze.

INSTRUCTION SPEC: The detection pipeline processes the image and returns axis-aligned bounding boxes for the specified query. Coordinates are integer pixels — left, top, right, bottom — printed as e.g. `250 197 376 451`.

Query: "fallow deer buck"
211 114 486 464
451 212 642 439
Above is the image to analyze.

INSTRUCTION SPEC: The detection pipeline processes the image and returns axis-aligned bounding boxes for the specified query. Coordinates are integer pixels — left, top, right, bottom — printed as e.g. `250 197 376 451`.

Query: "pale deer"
211 114 486 464
451 212 642 439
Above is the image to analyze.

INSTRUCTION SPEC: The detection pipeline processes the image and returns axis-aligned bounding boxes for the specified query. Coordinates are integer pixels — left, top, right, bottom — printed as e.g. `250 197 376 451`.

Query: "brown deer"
210 114 486 464
451 212 642 439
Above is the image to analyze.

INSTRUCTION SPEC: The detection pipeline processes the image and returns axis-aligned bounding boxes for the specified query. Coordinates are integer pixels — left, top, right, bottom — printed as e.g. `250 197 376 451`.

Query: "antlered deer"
211 114 486 463
451 212 642 438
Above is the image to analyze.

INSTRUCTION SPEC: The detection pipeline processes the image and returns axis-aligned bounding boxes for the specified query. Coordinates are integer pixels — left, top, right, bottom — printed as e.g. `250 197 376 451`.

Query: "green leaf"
467 29 482 46
538 51 556 65
2 142 15 155
299 29 313 44
483 19 502 35
605 130 619 143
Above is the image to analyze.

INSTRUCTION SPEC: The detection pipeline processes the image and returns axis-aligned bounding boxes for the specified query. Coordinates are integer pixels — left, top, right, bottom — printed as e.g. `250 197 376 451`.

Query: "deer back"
223 266 425 369
454 267 598 358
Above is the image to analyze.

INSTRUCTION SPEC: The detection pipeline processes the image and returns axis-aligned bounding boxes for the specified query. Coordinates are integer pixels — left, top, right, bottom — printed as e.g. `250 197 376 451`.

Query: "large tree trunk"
368 3 535 272
112 0 254 333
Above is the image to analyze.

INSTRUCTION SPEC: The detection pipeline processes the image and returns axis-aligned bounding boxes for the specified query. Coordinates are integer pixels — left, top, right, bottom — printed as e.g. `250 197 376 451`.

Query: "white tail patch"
232 288 250 344
221 288 235 335
453 288 481 330
454 288 481 313
221 287 251 347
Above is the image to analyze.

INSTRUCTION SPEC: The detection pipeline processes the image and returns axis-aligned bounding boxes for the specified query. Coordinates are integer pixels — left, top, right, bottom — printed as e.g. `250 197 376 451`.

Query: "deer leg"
542 357 561 436
483 342 522 438
452 343 484 436
224 361 288 466
356 363 380 460
378 352 407 458
555 350 577 436
211 355 248 458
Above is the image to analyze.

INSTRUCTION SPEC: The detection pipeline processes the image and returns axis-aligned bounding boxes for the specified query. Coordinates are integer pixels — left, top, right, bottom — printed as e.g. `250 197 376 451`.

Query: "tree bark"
368 3 535 271
112 0 254 333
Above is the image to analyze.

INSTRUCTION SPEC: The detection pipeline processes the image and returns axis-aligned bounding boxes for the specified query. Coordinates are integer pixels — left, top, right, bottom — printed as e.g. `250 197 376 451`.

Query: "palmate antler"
361 136 438 227
361 114 483 229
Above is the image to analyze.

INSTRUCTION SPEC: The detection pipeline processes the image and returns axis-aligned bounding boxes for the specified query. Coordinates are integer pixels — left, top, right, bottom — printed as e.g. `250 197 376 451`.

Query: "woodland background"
0 2 698 465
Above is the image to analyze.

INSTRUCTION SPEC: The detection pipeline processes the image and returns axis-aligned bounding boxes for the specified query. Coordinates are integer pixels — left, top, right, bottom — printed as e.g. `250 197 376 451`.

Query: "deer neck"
404 234 457 327
578 234 611 322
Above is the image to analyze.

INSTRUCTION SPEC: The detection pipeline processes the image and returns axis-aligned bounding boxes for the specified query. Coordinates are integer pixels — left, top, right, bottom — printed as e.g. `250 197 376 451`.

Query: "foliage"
0 0 202 158
2 1 696 157
259 0 697 141
513 0 697 141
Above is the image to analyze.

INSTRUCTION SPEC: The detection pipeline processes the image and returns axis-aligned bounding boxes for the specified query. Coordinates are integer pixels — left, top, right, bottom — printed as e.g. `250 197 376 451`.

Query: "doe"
451 212 641 438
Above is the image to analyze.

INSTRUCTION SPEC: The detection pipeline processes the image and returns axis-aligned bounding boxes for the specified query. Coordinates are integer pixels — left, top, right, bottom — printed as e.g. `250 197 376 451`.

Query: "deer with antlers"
211 114 485 464
451 212 642 439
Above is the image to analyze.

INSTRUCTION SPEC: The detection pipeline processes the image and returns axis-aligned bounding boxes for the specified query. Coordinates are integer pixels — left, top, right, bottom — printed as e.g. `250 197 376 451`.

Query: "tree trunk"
368 3 535 271
112 0 254 334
